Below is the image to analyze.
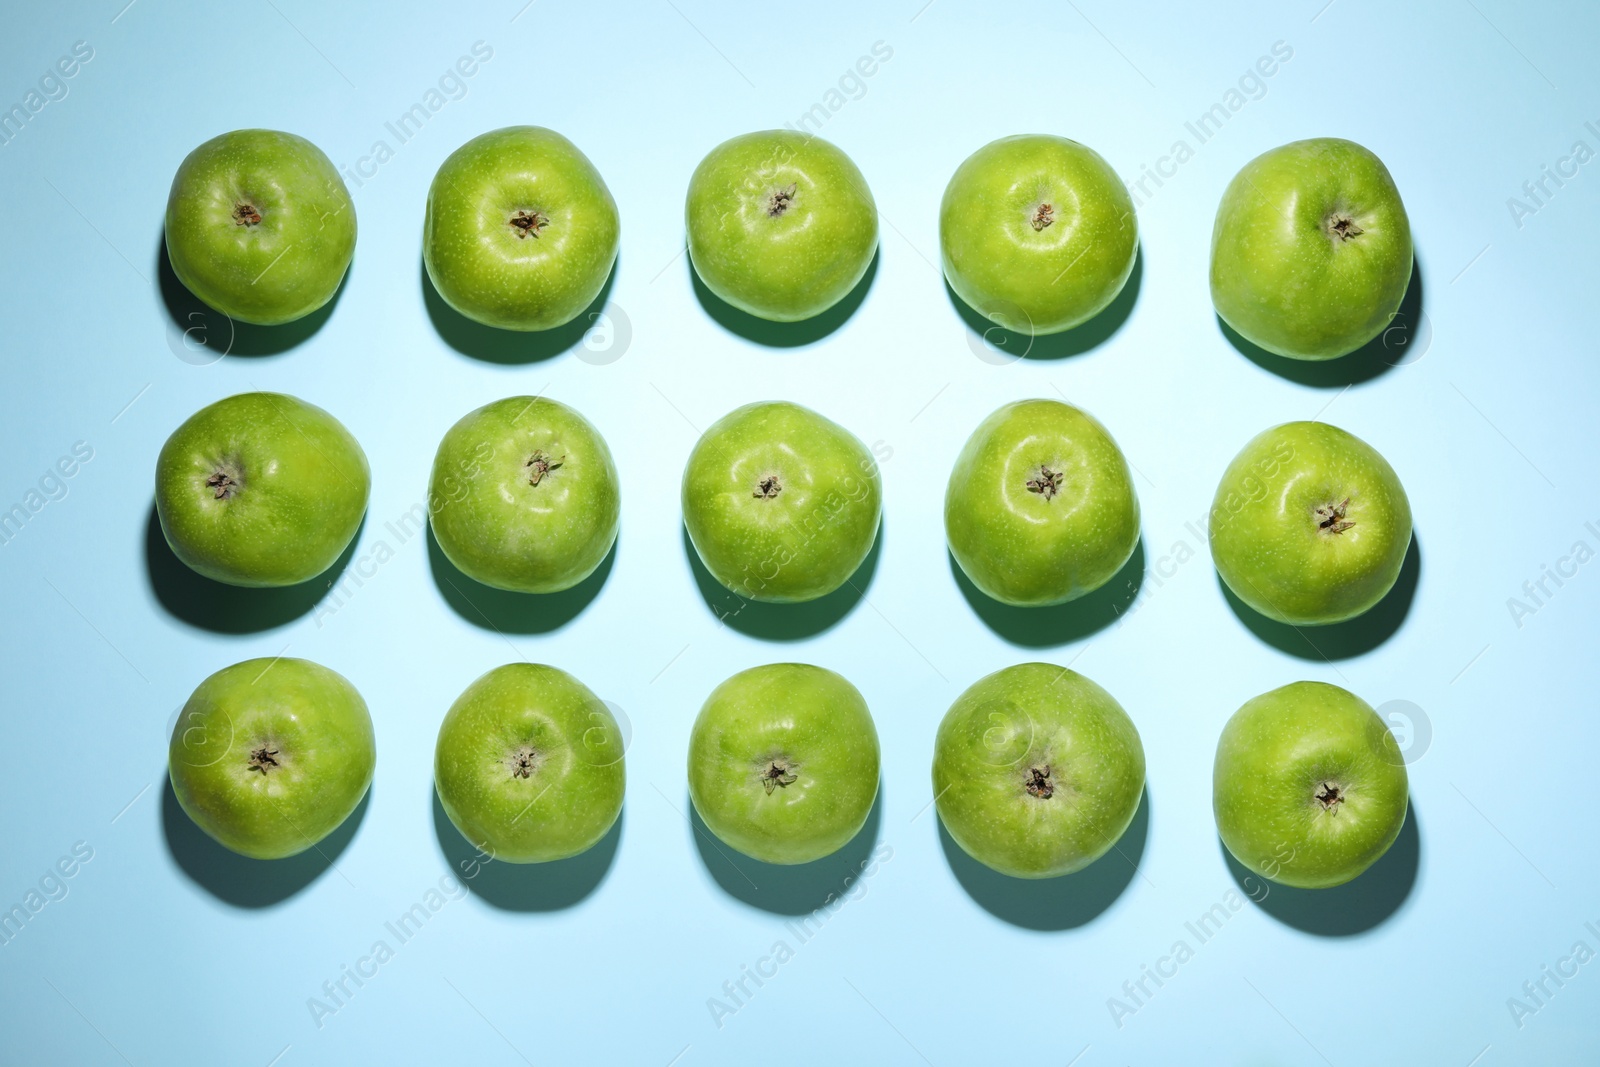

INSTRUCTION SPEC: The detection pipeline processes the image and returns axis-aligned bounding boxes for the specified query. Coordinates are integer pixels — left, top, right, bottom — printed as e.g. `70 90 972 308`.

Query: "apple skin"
1210 421 1411 625
1210 137 1412 360
933 664 1144 879
424 126 620 331
683 401 881 603
946 399 1140 606
686 130 878 321
156 392 370 587
941 134 1138 334
169 658 375 860
165 129 356 326
428 397 620 594
434 664 625 863
688 664 880 865
1214 681 1408 889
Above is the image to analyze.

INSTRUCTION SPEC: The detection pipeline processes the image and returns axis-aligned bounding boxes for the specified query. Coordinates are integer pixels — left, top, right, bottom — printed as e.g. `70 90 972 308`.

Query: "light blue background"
2 0 1597 1063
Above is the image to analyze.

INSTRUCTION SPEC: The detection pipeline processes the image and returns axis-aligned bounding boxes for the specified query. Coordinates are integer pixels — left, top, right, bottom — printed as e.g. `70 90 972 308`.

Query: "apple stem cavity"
247 746 280 774
525 450 564 486
509 209 550 239
1024 466 1063 501
766 183 798 218
1030 202 1055 231
1315 780 1345 813
752 474 782 499
1325 213 1364 243
205 462 243 500
232 201 262 227
508 746 541 780
1025 765 1055 799
761 759 798 795
1314 497 1356 535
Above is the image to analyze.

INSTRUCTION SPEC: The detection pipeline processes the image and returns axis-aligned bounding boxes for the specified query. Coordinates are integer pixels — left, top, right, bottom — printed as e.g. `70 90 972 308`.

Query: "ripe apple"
941 134 1137 334
686 130 878 321
1214 681 1408 888
1210 421 1411 625
1210 137 1412 360
933 663 1145 879
434 664 625 863
682 401 881 603
688 663 879 864
428 396 620 594
156 392 370 587
169 657 375 860
946 399 1140 606
424 126 620 331
164 129 356 326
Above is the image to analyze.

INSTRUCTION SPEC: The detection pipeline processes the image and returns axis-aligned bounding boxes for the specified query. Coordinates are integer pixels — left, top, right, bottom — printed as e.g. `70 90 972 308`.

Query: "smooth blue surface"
2 1 1597 1063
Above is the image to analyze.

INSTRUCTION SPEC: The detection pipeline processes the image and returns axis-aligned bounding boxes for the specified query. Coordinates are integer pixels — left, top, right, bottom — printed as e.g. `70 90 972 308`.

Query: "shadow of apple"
161 776 368 908
938 784 1149 931
431 789 619 911
1221 798 1421 936
689 782 884 916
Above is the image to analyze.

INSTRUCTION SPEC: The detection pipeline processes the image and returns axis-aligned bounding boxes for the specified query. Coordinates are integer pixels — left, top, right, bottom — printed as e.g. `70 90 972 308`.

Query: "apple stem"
1325 214 1364 242
525 450 564 486
509 746 540 779
767 184 798 218
1315 498 1355 535
752 474 782 499
1025 766 1054 799
1025 466 1062 501
761 759 797 795
509 209 549 239
206 463 242 500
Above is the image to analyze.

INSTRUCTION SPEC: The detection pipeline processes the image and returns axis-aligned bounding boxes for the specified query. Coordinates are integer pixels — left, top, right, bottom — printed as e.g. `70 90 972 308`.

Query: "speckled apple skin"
686 130 878 322
428 396 620 594
1214 681 1408 889
945 399 1140 607
1209 420 1411 625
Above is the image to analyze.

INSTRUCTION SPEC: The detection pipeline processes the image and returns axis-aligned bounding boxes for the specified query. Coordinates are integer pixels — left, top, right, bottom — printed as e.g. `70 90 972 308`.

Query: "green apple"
682 401 881 603
1210 421 1411 625
164 129 356 326
424 126 620 331
688 664 879 865
428 396 620 594
946 399 1140 606
686 130 878 321
1214 681 1408 888
941 134 1137 334
169 657 375 860
434 664 625 863
933 663 1144 879
1211 137 1412 360
156 392 370 587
